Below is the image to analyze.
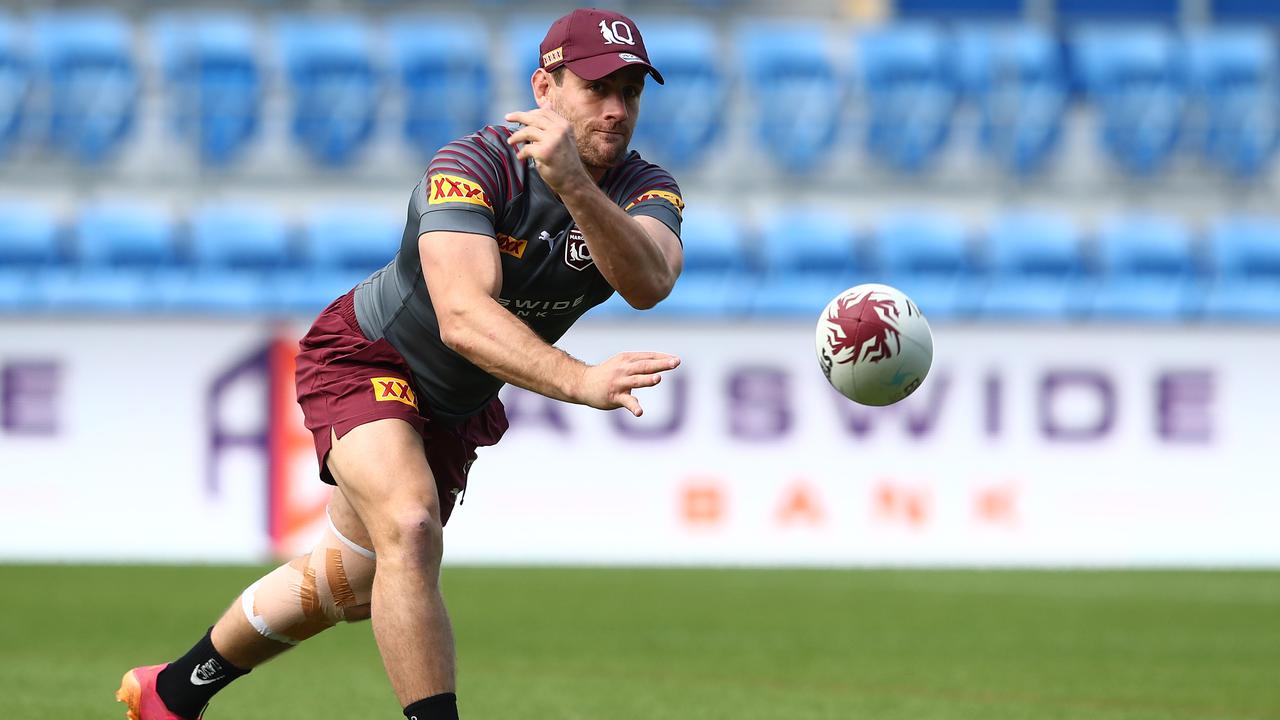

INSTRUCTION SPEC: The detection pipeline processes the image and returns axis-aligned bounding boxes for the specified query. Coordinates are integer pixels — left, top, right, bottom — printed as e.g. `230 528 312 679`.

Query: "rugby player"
116 8 684 719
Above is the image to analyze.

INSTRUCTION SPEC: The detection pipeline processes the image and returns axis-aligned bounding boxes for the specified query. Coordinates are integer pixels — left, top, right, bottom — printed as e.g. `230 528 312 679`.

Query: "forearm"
559 180 676 307
438 298 586 405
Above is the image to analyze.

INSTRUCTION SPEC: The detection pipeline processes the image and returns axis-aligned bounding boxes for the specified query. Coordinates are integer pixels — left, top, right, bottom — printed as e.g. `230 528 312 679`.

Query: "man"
115 8 684 720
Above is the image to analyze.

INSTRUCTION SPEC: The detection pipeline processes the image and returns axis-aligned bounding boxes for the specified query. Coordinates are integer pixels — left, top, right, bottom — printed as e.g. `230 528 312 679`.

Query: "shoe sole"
115 669 142 720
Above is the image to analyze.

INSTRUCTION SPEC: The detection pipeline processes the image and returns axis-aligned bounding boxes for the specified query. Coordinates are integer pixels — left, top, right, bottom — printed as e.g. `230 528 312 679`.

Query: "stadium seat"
610 204 751 318
151 12 261 166
629 18 725 171
1056 0 1180 23
280 205 402 312
897 0 1024 17
0 203 60 311
978 211 1086 319
46 203 176 311
1202 216 1280 321
735 21 843 173
955 24 1066 175
503 15 559 100
164 203 293 313
274 15 379 166
1185 28 1279 178
1211 0 1280 22
1089 214 1199 320
0 15 29 160
752 207 864 316
1072 25 1185 175
872 212 976 319
33 10 138 163
387 15 491 159
855 23 957 173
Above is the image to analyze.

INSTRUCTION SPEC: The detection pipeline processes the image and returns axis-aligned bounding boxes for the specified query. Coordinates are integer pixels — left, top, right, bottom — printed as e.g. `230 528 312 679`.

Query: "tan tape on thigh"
240 523 375 644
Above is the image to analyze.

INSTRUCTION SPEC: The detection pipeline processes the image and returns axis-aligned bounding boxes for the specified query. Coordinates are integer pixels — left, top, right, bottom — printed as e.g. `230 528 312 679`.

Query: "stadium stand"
978 211 1086 319
873 211 977 319
735 20 843 173
152 12 261 166
162 203 293 313
387 15 491 161
274 14 380 166
856 23 957 173
752 207 865 315
279 205 402 312
0 202 59 311
46 202 176 311
1185 26 1279 178
955 23 1067 175
1203 215 1280 320
0 14 28 161
629 18 725 172
33 9 138 163
1090 213 1200 320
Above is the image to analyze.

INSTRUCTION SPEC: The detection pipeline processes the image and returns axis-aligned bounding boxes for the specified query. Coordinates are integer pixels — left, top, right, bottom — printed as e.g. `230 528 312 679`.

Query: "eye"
588 82 605 93
623 86 641 100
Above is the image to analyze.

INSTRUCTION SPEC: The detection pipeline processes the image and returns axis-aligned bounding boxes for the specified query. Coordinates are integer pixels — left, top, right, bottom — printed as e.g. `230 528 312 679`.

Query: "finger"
506 125 542 147
625 359 679 376
619 351 681 366
625 373 663 389
618 392 643 417
504 110 548 129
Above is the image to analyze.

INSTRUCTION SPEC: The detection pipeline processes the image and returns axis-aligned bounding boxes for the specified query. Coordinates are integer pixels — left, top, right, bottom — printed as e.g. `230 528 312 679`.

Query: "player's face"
550 67 645 171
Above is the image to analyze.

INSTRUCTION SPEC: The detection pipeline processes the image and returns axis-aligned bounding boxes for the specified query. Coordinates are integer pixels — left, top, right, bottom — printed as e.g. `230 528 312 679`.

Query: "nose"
602 89 628 123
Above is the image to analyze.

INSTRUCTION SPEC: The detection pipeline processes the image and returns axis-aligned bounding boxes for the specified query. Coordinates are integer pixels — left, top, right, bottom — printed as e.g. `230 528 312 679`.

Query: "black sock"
404 692 459 720
155 629 250 719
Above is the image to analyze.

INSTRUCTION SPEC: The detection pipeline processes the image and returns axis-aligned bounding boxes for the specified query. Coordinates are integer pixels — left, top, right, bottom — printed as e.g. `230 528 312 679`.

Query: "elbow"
624 276 677 310
437 308 473 355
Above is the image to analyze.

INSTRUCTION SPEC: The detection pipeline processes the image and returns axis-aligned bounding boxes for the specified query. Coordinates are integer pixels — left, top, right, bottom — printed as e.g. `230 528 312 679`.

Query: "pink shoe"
116 665 203 720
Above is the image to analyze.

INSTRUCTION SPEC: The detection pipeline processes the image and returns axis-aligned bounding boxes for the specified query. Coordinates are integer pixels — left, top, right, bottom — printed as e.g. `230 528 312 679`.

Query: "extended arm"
419 230 679 416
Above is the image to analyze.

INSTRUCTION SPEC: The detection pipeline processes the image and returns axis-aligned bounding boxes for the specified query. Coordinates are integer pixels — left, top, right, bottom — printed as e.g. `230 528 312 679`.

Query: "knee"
374 509 444 569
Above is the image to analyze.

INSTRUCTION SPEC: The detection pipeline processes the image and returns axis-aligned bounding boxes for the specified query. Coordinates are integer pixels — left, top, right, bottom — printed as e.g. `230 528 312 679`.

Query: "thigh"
326 418 442 545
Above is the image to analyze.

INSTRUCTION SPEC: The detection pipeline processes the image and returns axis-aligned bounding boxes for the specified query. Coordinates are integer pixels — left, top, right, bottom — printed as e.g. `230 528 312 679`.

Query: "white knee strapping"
241 512 376 644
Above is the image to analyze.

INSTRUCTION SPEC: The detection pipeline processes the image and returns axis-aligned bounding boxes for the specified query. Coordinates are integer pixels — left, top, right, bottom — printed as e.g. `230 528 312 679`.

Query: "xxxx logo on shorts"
624 189 684 216
428 173 491 209
371 377 418 409
496 233 527 259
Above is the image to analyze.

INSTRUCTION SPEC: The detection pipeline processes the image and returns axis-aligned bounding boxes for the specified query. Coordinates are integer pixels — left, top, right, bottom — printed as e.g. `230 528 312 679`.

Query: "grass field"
0 566 1276 720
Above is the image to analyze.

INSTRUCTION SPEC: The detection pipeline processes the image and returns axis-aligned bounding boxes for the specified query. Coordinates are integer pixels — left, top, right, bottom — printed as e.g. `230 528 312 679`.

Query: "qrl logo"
564 228 593 271
599 20 635 46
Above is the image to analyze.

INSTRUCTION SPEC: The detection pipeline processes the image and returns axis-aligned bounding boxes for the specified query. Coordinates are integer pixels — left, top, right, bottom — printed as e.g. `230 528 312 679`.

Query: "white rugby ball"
814 283 933 406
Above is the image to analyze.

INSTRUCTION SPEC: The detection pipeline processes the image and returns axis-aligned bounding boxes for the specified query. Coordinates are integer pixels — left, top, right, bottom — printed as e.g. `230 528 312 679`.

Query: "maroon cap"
539 8 664 85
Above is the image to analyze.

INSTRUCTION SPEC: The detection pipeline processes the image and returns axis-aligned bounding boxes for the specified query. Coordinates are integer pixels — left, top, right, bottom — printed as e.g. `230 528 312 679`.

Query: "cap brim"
566 53 664 85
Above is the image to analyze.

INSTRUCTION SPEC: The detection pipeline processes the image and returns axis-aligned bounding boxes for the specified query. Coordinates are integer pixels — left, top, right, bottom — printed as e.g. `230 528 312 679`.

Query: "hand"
505 108 592 195
577 352 681 417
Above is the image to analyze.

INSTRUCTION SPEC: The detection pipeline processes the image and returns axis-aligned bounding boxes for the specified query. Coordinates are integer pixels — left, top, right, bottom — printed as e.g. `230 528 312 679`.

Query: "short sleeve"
417 133 508 238
619 165 684 239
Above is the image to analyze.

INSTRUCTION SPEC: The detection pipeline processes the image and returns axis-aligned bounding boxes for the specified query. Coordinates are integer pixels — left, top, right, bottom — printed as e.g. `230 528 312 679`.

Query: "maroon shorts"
294 290 508 525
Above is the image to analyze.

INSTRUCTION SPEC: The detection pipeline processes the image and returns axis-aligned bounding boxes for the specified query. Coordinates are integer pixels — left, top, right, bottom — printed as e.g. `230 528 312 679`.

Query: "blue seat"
752 208 864 316
152 12 261 166
280 206 402 312
275 15 379 166
1212 0 1280 22
736 21 843 173
898 0 1024 17
33 10 138 163
388 16 491 158
46 203 176 311
503 16 559 101
164 204 293 313
1090 214 1198 320
873 212 976 319
979 211 1085 319
1073 25 1185 175
956 24 1066 175
611 205 750 318
1057 0 1180 22
1185 28 1279 178
0 15 29 160
629 18 725 171
0 203 60 311
1203 216 1280 321
856 24 957 173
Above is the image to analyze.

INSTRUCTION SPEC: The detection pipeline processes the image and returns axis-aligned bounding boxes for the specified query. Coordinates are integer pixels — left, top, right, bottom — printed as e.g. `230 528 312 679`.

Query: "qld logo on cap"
599 19 635 45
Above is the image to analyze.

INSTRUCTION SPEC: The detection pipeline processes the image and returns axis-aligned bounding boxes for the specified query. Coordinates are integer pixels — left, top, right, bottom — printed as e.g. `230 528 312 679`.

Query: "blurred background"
1 0 1278 566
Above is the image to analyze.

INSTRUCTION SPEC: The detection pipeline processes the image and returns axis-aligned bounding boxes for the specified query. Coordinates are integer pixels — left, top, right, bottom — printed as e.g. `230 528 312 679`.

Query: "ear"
531 68 553 109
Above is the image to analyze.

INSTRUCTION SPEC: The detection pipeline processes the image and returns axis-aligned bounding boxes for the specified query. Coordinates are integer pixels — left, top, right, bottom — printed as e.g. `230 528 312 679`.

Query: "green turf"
0 566 1276 720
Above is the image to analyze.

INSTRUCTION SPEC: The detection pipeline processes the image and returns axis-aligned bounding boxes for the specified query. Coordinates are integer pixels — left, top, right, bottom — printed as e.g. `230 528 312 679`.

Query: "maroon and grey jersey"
353 124 684 421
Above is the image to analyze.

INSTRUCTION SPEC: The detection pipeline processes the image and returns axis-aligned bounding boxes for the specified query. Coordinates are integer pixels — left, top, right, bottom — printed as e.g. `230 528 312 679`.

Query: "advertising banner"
2 318 1276 566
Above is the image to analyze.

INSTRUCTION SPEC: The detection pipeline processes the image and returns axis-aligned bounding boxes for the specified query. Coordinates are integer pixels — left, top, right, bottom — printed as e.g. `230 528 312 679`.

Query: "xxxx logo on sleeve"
428 173 492 209
496 233 528 259
371 377 418 409
624 189 684 216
